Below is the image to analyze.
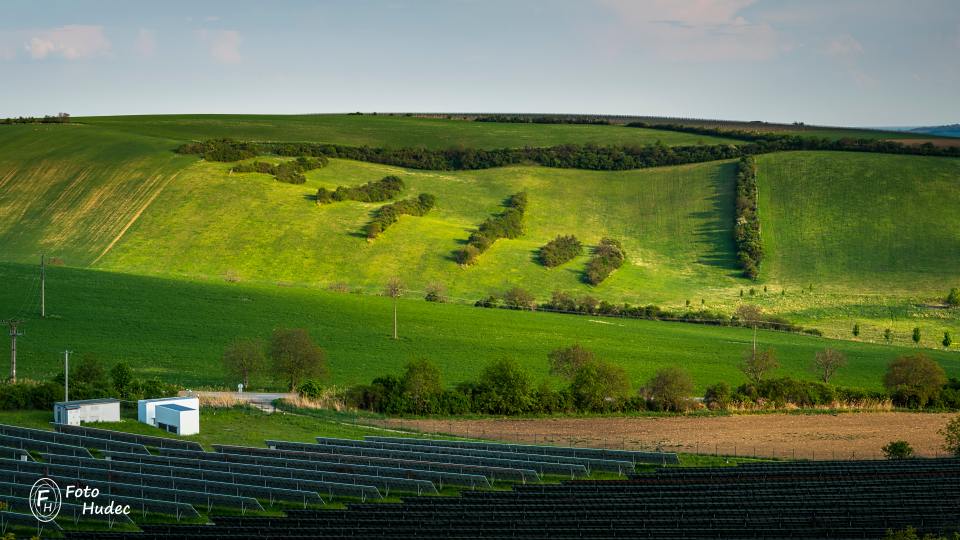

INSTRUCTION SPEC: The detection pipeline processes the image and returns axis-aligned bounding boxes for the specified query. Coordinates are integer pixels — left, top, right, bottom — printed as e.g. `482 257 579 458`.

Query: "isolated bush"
644 367 694 412
539 235 583 267
454 245 481 266
940 415 960 457
584 237 626 285
317 175 404 205
424 282 447 303
881 440 914 460
502 287 536 310
571 360 631 412
295 379 325 399
946 288 960 307
883 354 946 408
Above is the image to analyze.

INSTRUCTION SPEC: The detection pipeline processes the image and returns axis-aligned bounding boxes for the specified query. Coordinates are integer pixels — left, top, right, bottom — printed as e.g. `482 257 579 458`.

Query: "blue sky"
1 0 958 126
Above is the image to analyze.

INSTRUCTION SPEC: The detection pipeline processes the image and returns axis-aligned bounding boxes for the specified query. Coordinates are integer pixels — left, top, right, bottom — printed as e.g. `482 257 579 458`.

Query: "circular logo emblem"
28 478 61 523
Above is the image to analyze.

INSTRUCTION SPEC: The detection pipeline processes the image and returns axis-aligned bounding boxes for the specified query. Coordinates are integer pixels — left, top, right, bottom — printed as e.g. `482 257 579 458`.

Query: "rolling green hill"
2 263 955 392
79 114 739 149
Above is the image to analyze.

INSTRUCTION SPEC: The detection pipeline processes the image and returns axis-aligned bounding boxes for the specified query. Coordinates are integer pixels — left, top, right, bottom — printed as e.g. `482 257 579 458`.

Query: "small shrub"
584 238 626 285
946 287 960 307
941 415 960 456
539 235 583 267
704 382 731 410
881 440 914 460
644 367 694 412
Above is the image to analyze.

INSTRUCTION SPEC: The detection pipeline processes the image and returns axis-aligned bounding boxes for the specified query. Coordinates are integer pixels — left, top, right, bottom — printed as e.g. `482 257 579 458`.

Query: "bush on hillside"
881 440 914 460
643 367 694 412
947 288 960 307
454 192 527 265
365 193 436 239
734 156 763 279
317 175 404 205
570 360 631 412
232 156 327 185
883 354 947 408
583 238 626 285
539 235 583 267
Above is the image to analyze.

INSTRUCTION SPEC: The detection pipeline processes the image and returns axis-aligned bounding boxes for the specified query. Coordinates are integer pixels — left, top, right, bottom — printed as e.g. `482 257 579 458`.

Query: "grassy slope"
757 151 960 291
97 157 741 304
0 124 193 265
2 263 956 392
78 114 739 149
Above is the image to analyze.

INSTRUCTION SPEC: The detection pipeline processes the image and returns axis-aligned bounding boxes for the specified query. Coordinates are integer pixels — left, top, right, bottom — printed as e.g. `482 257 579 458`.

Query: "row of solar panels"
53 423 204 451
0 423 148 455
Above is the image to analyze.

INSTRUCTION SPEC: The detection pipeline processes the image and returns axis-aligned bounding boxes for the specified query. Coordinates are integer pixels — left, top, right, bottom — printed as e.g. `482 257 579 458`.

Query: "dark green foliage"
365 193 436 239
0 113 70 124
912 327 922 345
547 344 595 379
884 353 947 408
295 379 325 399
111 362 135 399
269 328 328 390
643 366 694 412
584 237 626 285
400 358 444 414
232 156 328 185
945 332 953 349
736 377 838 408
455 192 527 264
177 138 261 162
947 288 960 307
539 235 583 267
316 175 404 205
473 115 611 125
704 382 731 410
852 323 860 337
502 287 535 310
734 156 762 279
570 360 631 412
0 381 64 410
881 440 914 460
470 358 534 415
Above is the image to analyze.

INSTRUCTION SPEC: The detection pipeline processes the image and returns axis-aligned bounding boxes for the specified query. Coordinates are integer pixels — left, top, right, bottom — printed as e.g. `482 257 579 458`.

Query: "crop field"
1 262 956 392
78 114 739 149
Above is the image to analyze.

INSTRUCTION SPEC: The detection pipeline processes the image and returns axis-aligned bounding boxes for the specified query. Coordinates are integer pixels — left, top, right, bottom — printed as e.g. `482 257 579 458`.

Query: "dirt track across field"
386 413 956 460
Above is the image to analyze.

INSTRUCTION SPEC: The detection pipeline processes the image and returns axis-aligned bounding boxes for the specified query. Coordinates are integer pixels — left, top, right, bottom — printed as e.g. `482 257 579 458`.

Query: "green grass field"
78 114 739 149
2 263 956 393
758 151 960 292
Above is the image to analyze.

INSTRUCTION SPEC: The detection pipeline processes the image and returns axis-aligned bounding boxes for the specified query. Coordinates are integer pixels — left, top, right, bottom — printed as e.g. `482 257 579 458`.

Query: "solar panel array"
53 424 204 451
63 457 960 539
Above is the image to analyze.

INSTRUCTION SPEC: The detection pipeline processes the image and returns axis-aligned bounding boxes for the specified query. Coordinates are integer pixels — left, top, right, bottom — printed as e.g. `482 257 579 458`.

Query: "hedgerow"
454 192 527 265
316 175 404 204
734 156 762 278
584 237 626 285
365 193 436 239
539 235 583 267
231 156 328 185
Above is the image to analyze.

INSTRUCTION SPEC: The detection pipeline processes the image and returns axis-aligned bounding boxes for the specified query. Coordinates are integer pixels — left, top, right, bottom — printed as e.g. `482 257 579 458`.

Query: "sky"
1 0 958 126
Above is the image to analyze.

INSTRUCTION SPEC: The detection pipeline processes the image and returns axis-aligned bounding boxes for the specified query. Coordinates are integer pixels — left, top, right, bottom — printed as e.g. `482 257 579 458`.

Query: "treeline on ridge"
317 175 404 204
539 235 583 267
365 193 436 239
473 115 611 125
1 113 71 125
454 192 527 265
232 156 328 184
735 156 762 279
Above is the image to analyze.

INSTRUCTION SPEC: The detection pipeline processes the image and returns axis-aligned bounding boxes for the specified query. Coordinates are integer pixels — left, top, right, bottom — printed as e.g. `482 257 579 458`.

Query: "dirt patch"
886 138 960 148
384 412 956 460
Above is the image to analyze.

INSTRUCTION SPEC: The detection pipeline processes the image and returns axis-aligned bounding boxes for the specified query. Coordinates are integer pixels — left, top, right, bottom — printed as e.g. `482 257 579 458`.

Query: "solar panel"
53 424 203 451
0 423 148 455
0 433 93 458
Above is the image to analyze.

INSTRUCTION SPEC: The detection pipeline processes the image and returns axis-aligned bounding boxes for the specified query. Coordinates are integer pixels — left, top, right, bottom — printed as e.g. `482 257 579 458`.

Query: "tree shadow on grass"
691 162 741 277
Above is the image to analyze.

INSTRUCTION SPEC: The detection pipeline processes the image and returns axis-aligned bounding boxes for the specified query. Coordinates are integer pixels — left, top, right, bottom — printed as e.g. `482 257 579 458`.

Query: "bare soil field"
887 137 960 148
386 412 956 460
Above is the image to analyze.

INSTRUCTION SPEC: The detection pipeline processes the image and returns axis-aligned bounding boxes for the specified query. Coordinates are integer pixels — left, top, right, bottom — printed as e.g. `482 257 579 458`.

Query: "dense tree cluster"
365 193 436 239
454 192 527 265
177 138 261 162
473 115 611 125
538 235 583 267
627 122 960 158
232 156 327 184
1 113 70 124
734 157 762 279
316 175 404 204
584 237 626 285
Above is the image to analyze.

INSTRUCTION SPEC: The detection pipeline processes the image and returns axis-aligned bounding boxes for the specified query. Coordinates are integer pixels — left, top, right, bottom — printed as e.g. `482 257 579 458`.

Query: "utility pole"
40 255 46 318
63 350 72 402
1 320 22 383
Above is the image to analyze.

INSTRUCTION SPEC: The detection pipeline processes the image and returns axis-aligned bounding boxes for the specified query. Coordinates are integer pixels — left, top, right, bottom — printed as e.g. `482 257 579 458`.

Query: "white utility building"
137 396 200 436
53 398 121 426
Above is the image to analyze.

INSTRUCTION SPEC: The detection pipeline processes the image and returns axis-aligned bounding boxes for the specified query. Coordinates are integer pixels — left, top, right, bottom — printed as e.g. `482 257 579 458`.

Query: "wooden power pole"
1 320 22 383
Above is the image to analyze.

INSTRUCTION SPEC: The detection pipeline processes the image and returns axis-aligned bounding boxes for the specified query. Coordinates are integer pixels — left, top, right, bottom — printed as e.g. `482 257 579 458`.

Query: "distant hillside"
910 123 960 138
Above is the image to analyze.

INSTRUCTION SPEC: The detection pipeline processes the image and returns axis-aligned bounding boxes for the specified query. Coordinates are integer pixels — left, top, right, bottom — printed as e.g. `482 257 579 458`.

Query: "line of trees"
365 193 436 239
454 192 527 265
626 122 960 158
473 115 611 125
584 238 626 285
1 113 70 124
344 345 960 417
538 235 583 267
316 175 404 204
734 157 762 279
232 156 328 184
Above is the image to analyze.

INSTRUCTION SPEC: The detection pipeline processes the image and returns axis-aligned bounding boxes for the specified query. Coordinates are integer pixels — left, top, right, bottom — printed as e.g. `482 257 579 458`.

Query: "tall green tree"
882 354 946 408
547 344 595 379
222 338 266 388
269 328 327 390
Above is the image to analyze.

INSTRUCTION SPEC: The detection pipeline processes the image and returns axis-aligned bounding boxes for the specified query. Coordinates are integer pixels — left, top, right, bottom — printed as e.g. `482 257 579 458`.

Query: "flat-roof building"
137 396 200 436
53 398 121 426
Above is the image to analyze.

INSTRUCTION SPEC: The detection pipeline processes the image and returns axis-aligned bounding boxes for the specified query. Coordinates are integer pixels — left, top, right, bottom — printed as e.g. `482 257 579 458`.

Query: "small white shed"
54 398 121 426
137 396 200 435
154 403 200 436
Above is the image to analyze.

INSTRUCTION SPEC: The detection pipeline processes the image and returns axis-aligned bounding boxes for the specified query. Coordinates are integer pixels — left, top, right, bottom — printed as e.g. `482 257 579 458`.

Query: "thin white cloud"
197 29 242 64
135 28 156 57
596 0 780 62
824 34 863 58
18 25 111 60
